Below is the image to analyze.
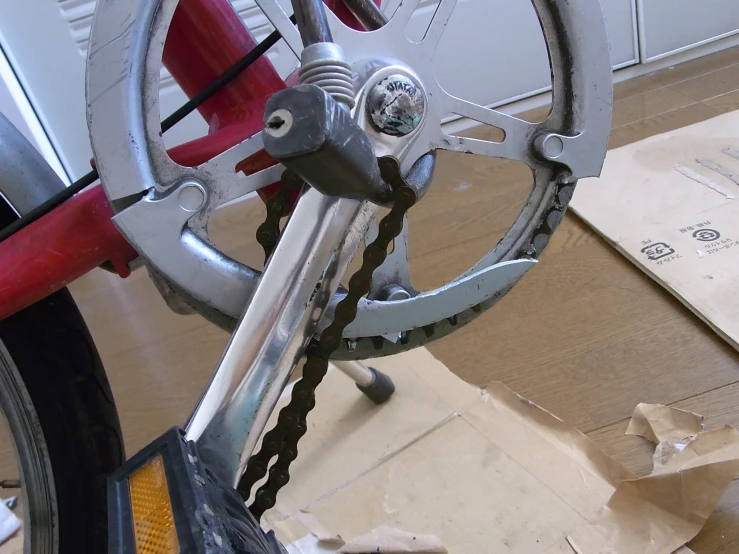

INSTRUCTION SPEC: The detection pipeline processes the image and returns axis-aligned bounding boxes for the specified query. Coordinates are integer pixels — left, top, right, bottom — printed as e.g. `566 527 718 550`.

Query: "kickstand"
332 360 396 405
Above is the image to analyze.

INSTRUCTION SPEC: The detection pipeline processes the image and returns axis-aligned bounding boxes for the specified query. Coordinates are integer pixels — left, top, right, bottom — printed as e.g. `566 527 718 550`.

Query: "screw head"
535 133 565 161
367 74 425 137
177 182 206 212
379 284 412 302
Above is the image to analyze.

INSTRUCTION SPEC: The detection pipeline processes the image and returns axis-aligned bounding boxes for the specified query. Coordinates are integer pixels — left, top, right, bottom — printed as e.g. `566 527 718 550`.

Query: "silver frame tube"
333 360 375 388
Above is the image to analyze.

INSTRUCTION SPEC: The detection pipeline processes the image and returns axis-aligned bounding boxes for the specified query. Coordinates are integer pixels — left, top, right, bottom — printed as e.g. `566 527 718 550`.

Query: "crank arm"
184 189 376 486
183 50 392 485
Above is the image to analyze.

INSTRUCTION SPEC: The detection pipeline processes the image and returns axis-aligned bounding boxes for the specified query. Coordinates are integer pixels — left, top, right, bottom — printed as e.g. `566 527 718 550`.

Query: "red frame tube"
164 0 286 132
164 0 288 203
0 0 377 322
0 186 138 321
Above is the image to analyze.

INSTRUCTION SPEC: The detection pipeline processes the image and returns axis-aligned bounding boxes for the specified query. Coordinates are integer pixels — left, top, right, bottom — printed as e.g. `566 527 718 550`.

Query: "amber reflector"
128 455 179 553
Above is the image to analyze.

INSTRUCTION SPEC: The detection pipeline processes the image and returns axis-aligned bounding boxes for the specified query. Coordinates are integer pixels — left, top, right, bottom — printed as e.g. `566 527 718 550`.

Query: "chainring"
85 0 613 360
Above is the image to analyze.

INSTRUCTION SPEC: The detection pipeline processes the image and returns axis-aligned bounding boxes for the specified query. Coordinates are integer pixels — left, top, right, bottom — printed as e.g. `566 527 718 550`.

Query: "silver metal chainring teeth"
86 0 613 360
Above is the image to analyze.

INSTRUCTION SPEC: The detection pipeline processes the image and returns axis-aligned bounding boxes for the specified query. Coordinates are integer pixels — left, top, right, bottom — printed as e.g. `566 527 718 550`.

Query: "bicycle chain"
237 158 415 520
255 170 305 264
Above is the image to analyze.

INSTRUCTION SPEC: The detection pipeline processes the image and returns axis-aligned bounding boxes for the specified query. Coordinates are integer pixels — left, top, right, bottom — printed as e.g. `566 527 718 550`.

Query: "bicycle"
0 0 613 551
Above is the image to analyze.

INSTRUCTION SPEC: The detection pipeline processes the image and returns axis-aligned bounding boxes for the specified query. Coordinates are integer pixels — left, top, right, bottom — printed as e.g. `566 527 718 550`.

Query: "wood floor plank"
670 63 739 103
613 74 662 102
704 89 739 114
645 45 739 88
611 86 696 127
608 102 721 149
410 215 598 293
430 237 739 431
588 383 739 474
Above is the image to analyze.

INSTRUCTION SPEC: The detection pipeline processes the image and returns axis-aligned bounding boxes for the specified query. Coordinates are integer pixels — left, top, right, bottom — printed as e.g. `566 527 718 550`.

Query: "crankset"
87 0 613 362
87 0 612 551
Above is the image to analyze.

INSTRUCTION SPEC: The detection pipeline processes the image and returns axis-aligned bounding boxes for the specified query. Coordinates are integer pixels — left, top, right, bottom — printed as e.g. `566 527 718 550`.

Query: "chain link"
237 159 415 520
255 170 306 264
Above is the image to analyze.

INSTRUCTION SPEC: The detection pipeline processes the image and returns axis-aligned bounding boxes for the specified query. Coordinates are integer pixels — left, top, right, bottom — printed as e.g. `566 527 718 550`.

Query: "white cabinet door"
0 0 301 180
416 0 637 110
0 0 637 181
606 0 640 69
0 0 91 180
637 0 739 61
0 46 67 181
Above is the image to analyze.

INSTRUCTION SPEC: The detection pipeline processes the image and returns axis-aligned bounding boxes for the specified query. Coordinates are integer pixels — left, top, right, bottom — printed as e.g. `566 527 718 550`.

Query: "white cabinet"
0 0 302 179
607 0 640 68
5 0 738 181
0 0 641 180
637 0 739 62
0 0 91 179
427 0 638 111
0 48 63 175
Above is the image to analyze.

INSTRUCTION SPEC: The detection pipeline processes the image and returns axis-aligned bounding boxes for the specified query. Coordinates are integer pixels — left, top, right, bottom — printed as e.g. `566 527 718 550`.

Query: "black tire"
0 199 124 553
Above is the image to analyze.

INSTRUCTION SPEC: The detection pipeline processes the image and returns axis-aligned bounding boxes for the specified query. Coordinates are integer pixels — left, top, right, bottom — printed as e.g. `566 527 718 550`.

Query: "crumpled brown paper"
626 403 704 444
339 526 447 553
567 425 739 554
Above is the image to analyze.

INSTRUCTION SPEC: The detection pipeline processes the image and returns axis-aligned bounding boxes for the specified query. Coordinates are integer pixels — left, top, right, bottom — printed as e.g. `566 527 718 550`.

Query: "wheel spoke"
423 0 458 48
436 94 538 164
254 0 303 57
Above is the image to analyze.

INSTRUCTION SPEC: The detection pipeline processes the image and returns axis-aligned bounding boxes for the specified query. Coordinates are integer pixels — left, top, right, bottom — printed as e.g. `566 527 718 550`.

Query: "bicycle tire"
0 199 124 553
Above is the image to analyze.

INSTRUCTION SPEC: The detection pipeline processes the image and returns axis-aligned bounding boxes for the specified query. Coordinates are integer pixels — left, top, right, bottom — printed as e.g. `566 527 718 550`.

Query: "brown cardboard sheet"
339 526 448 553
570 110 739 350
257 348 739 554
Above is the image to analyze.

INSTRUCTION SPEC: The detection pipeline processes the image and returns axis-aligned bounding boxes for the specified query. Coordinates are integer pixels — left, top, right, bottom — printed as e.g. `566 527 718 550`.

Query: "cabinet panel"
607 0 640 68
0 0 638 176
426 0 637 110
638 0 739 61
56 0 298 151
0 0 91 179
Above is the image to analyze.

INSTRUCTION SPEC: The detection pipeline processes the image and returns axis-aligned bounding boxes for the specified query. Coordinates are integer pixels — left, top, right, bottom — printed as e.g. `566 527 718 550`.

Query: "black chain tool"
237 158 415 520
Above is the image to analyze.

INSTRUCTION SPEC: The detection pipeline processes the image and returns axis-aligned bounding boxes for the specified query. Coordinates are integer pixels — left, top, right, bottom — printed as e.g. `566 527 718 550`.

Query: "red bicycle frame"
0 0 375 322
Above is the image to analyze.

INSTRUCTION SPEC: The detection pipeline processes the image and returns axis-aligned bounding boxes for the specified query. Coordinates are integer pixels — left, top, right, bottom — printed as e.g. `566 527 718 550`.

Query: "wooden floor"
65 45 739 553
